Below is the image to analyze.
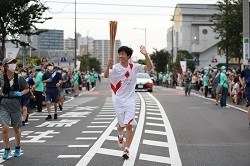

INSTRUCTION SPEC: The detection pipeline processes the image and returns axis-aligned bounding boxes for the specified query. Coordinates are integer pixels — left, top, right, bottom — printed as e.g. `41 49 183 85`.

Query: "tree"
0 0 52 59
137 59 146 65
211 0 243 67
150 49 170 73
77 55 101 73
172 50 195 72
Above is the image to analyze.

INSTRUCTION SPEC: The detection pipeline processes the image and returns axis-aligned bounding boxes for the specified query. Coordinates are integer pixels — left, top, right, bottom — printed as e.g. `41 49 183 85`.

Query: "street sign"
61 57 67 62
243 37 249 65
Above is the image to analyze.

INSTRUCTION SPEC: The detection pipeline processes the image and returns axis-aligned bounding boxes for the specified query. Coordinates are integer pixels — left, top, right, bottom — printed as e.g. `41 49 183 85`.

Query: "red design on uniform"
125 71 130 78
110 81 122 94
129 63 133 69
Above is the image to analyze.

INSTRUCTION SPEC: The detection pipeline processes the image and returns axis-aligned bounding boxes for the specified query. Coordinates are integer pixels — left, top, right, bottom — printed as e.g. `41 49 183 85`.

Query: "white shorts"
115 105 137 127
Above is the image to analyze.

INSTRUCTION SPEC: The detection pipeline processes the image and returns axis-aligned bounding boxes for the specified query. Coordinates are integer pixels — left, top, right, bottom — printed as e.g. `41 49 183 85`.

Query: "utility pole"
243 0 249 66
74 0 77 69
226 0 229 69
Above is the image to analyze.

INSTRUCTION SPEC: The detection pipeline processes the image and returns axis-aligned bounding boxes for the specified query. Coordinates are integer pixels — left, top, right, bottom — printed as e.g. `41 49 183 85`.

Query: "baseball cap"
47 62 54 66
2 57 17 66
221 66 226 70
34 66 41 71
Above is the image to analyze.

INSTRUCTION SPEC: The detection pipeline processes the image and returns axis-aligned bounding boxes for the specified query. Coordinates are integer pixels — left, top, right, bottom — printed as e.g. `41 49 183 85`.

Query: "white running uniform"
109 62 144 127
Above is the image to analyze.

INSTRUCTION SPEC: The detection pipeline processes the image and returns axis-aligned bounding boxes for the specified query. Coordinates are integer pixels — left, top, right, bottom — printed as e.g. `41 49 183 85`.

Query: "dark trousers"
220 87 228 107
86 82 90 91
35 91 43 112
204 86 208 97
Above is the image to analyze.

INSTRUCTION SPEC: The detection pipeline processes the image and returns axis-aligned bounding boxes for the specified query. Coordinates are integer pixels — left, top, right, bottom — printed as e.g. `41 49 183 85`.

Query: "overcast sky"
39 0 218 59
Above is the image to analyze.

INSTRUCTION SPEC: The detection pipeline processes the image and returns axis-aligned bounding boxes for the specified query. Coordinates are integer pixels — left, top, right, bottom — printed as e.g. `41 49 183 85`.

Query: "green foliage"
149 49 170 73
0 0 52 58
137 59 146 65
77 55 101 73
211 0 243 61
172 50 195 72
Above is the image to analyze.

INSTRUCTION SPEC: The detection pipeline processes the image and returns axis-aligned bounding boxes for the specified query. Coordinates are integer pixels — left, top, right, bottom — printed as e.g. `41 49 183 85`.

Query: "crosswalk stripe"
139 154 171 164
82 131 103 133
146 122 165 127
145 130 167 136
75 137 97 140
57 155 81 158
97 148 122 157
68 145 90 147
143 139 168 147
146 116 163 121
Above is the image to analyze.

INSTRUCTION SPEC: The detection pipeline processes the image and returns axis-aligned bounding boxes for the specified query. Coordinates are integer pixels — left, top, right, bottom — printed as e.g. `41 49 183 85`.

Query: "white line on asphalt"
68 145 90 147
146 112 162 116
100 110 115 112
57 155 82 158
82 131 103 133
91 122 111 124
146 117 163 121
139 154 171 164
146 108 160 112
99 112 115 114
148 92 182 165
96 115 116 117
76 116 118 165
106 136 126 142
97 148 122 157
145 129 167 136
143 139 169 147
146 122 165 127
123 92 146 166
75 137 97 140
87 126 107 128
94 118 114 120
27 119 40 121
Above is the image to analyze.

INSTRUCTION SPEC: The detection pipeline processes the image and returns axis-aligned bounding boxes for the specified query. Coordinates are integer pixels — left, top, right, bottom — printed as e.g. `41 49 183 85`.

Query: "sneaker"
122 149 129 159
14 147 21 157
54 114 58 120
2 149 11 159
22 121 25 126
45 115 52 121
215 102 218 106
59 104 62 111
118 135 124 148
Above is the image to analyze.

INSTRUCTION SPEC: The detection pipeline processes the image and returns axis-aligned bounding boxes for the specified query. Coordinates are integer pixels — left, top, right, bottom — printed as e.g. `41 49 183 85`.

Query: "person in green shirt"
34 66 44 112
203 70 209 98
73 69 79 97
220 66 228 108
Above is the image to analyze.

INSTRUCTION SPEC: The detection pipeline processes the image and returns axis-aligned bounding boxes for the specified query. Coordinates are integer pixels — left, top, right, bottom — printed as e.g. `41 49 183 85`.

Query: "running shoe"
14 147 21 157
118 135 124 148
122 149 129 159
54 114 58 120
45 115 52 121
59 104 62 111
2 149 11 159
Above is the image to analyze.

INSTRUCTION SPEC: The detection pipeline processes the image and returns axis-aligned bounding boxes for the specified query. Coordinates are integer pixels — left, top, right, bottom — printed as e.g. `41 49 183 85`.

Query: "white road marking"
148 92 182 165
143 139 169 147
91 122 111 124
96 115 116 117
139 154 171 164
99 112 115 114
87 126 108 128
106 136 126 142
146 108 160 112
82 131 103 133
68 145 90 147
68 145 90 148
57 155 81 158
27 119 40 121
146 117 163 121
94 118 114 120
146 122 165 127
75 137 97 140
123 93 145 166
97 148 122 157
146 112 162 116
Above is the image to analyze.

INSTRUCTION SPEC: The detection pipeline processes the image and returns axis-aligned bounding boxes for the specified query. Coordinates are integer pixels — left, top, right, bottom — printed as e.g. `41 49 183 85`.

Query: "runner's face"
118 51 129 63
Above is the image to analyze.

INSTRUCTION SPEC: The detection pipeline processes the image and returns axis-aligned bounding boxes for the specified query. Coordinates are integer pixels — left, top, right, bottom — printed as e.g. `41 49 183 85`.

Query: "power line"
44 1 217 9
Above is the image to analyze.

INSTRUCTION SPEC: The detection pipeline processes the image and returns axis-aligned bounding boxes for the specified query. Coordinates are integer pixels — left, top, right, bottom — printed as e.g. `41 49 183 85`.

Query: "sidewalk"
174 86 248 112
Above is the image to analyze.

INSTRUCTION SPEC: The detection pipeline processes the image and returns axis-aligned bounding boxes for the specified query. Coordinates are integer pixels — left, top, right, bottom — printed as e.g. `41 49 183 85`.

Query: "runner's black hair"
118 46 133 59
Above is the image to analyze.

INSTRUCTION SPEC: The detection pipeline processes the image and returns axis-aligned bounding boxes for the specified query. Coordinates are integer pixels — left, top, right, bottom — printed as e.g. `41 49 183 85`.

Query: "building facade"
93 40 121 69
32 29 64 51
167 4 221 69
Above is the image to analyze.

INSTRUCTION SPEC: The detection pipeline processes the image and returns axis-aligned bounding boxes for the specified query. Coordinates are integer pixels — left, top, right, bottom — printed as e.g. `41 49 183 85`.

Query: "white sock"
118 135 123 139
125 147 129 151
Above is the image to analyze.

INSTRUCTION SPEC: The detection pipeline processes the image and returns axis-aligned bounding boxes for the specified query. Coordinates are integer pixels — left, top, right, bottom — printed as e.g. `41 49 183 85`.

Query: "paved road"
1 78 250 166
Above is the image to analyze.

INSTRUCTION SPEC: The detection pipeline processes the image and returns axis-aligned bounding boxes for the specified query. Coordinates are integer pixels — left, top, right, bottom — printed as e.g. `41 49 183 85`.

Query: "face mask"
21 72 27 77
222 69 226 73
8 64 16 72
48 66 54 70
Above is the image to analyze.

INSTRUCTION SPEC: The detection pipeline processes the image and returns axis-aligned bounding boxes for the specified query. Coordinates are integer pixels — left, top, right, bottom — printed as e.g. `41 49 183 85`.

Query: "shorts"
21 97 30 107
216 85 221 94
59 88 65 96
46 90 59 103
245 87 250 107
0 110 22 127
115 105 137 127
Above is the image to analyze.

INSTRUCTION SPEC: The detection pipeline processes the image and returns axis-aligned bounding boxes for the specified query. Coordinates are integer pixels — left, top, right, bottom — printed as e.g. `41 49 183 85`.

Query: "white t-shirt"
233 83 240 94
109 62 144 107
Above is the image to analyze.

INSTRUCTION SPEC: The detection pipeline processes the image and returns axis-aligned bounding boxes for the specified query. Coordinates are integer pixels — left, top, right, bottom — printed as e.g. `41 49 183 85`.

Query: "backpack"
78 74 82 85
